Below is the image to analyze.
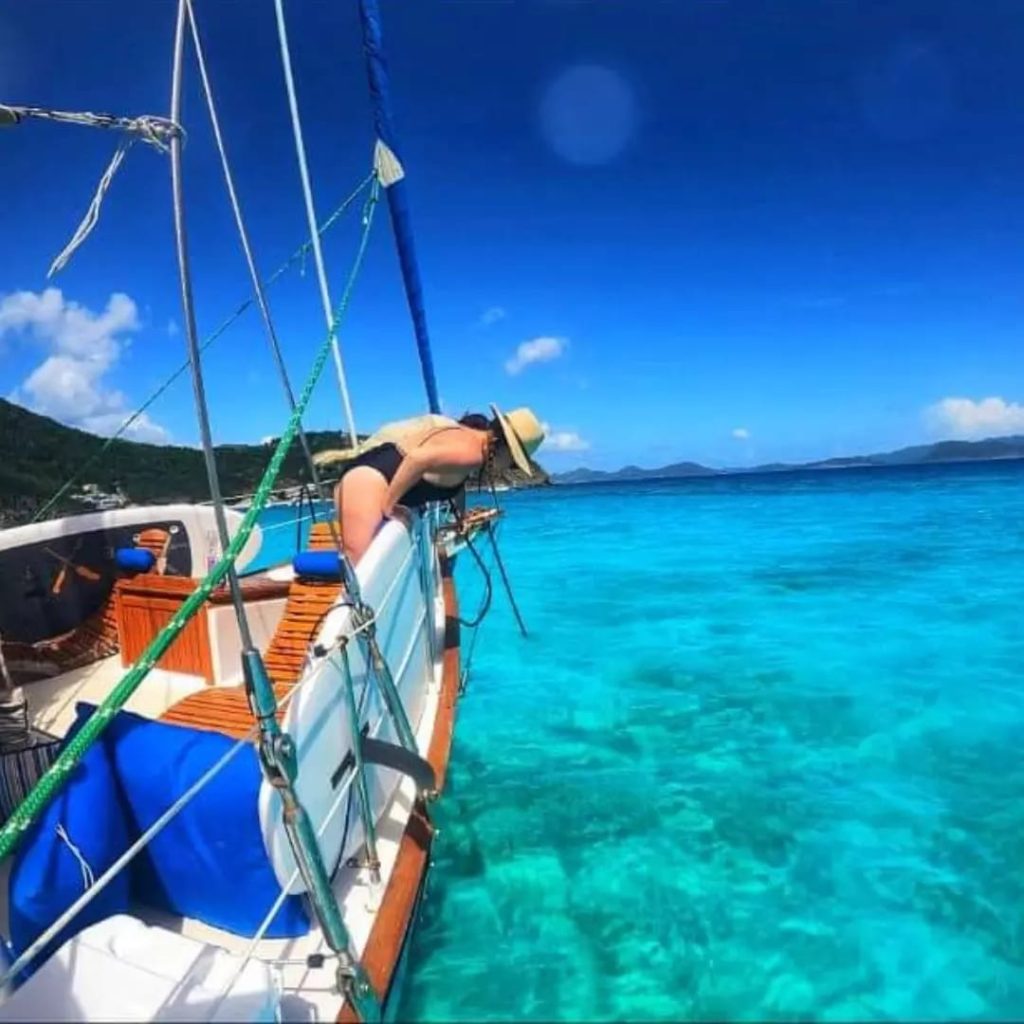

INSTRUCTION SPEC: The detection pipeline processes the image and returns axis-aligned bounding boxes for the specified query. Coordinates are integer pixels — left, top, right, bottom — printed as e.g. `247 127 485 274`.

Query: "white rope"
258 511 321 535
55 824 95 891
272 0 359 448
200 489 332 508
0 105 180 144
0 526 423 986
0 104 183 278
48 139 131 277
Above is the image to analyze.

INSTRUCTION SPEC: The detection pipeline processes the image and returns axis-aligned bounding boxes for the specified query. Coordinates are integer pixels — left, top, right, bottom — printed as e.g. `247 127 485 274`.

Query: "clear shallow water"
379 461 1024 1022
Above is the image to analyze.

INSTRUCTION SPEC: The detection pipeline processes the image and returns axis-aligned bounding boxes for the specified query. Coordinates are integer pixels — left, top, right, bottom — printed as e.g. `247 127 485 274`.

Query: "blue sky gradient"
2 1 1024 471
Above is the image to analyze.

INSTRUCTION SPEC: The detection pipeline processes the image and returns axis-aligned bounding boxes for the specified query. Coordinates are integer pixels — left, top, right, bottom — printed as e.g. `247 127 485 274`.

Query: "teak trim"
337 552 461 1021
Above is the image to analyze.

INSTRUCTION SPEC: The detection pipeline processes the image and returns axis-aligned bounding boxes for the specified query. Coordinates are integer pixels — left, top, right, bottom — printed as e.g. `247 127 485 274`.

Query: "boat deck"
1 546 461 1020
25 657 208 738
140 663 443 1021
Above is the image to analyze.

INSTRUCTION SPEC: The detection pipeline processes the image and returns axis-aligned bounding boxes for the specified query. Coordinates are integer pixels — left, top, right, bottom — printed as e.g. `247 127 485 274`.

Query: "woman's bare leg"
336 466 388 564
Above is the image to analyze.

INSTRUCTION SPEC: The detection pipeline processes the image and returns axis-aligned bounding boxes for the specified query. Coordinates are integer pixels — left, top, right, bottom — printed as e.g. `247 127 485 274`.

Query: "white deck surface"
25 657 208 738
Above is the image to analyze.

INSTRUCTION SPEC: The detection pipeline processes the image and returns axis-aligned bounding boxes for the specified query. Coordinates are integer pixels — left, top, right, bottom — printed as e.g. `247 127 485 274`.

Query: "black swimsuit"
340 443 464 508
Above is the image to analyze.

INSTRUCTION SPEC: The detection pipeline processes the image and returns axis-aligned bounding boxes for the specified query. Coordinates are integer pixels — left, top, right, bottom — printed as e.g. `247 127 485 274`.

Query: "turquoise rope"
0 175 380 864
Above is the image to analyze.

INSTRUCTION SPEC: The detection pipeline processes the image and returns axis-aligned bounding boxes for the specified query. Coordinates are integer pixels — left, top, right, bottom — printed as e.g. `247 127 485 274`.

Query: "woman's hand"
384 503 414 530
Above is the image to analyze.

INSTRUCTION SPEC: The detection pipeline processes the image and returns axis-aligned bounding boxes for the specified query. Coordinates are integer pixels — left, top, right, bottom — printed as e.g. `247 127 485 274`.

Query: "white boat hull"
259 518 441 894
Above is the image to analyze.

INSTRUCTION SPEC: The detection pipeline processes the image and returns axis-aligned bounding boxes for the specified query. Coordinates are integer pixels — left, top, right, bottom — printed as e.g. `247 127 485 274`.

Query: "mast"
357 0 442 415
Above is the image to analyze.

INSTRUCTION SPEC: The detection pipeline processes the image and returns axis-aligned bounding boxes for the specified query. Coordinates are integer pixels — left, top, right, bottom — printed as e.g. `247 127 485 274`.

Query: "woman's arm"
382 430 484 516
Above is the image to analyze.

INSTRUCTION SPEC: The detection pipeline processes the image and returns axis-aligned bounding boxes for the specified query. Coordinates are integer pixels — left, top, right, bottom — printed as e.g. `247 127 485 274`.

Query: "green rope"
0 175 381 864
30 171 376 524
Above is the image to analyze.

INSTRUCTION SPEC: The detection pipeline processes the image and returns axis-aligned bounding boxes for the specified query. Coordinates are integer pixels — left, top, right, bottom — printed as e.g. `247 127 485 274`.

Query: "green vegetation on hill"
0 398 361 525
0 399 550 526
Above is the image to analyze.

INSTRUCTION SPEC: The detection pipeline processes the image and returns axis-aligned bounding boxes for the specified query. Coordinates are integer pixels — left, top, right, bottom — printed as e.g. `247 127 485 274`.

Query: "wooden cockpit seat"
159 522 345 740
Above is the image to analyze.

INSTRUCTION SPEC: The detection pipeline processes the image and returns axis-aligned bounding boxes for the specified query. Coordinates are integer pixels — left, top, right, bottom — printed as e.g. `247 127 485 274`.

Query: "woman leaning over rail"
317 405 544 563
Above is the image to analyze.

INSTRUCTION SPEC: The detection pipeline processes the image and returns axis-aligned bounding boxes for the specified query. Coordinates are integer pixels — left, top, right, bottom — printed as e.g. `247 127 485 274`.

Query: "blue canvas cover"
8 716 131 966
9 701 310 967
100 707 310 938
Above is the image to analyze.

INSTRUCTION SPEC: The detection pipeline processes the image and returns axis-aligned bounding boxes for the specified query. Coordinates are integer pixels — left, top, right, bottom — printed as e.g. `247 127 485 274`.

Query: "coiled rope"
0 104 183 277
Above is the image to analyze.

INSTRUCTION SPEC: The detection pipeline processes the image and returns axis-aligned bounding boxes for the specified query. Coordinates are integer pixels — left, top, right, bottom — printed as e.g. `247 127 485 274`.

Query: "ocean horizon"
255 459 1024 1020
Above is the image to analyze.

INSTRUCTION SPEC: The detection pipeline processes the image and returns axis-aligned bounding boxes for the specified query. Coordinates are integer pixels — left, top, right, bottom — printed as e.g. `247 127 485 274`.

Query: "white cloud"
504 335 567 375
1 287 170 443
732 427 750 440
78 411 169 443
479 306 506 328
166 318 179 337
925 396 1024 440
541 421 589 452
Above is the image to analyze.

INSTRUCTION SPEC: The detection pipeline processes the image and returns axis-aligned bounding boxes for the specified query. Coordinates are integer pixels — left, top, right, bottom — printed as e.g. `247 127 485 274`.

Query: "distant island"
0 398 549 526
553 435 1024 485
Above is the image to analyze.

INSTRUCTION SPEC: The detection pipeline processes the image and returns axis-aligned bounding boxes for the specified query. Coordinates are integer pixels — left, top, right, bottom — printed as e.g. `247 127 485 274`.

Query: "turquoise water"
247 502 326 573
380 462 1024 1021
252 465 1024 1019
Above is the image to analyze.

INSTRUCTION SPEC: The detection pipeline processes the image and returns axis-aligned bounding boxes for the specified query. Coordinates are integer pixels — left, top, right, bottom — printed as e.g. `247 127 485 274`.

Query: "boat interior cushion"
94 705 310 939
292 550 342 581
8 714 132 971
114 547 156 573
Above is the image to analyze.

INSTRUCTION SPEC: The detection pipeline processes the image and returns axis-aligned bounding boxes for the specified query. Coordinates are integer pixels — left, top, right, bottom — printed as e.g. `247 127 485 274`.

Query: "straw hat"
490 405 545 476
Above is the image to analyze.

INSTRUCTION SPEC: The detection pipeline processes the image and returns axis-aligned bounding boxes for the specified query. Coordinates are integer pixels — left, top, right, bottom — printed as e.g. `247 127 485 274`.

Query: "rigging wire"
29 174 373 525
168 0 253 648
185 0 345 556
273 0 359 446
0 121 382 873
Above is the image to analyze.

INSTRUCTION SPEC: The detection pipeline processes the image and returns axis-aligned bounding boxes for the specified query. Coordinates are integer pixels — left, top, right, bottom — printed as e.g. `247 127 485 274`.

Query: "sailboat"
0 1 498 1018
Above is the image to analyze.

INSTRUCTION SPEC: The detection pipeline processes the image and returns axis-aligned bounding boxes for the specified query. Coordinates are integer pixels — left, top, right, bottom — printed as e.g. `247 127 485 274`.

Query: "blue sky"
2 1 1024 472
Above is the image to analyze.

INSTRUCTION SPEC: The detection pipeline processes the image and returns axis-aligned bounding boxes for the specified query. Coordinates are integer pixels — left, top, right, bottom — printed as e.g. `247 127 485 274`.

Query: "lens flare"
539 64 638 166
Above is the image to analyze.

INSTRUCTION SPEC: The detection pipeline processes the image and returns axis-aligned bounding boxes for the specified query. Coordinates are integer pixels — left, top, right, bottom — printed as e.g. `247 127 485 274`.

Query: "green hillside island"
0 399 549 526
553 435 1024 484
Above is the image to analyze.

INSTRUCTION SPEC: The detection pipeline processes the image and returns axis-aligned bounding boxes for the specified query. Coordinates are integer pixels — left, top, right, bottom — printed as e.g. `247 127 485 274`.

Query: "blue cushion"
8 712 132 968
99 707 310 939
114 547 155 573
293 550 342 581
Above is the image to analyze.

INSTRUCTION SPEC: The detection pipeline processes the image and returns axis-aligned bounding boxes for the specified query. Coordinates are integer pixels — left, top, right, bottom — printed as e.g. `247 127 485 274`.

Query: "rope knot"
132 114 185 153
0 102 187 276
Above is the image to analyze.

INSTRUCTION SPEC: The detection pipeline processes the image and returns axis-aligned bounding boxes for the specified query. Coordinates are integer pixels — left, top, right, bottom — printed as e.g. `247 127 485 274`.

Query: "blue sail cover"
359 0 442 415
